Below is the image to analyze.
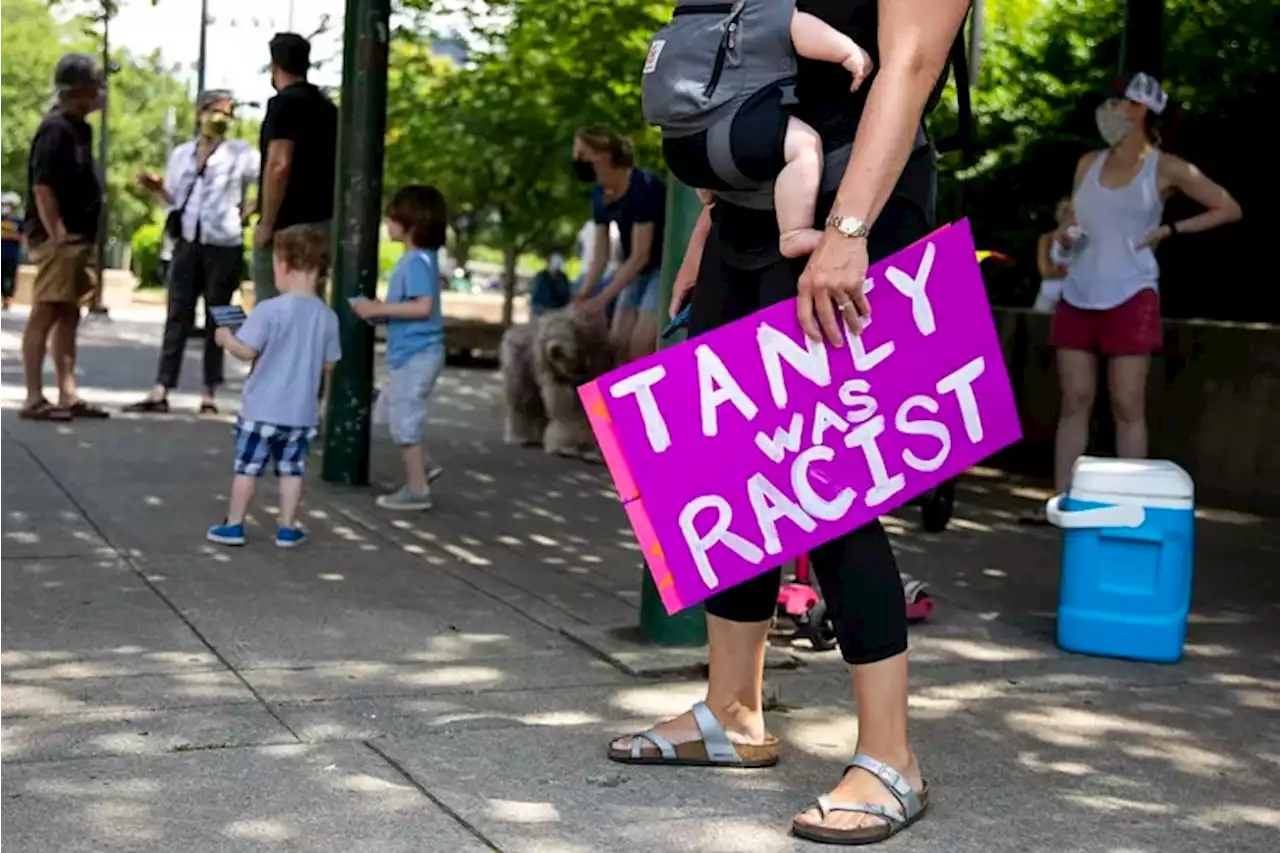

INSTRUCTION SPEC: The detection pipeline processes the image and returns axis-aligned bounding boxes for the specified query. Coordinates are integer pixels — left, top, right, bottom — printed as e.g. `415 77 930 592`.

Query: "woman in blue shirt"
570 126 666 364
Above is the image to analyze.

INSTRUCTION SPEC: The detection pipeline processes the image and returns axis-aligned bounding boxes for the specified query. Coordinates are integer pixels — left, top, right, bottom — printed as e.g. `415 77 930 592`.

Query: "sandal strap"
690 701 742 764
630 729 677 760
844 754 923 818
815 794 900 826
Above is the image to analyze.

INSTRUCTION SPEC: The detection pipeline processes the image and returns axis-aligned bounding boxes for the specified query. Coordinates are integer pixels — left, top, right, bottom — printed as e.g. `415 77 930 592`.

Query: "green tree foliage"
99 50 195 242
390 0 666 322
0 0 82 196
1 0 195 247
942 0 1276 319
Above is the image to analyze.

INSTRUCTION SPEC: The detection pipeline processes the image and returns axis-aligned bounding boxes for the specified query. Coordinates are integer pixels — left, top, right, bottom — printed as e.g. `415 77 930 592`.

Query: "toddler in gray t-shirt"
207 224 340 549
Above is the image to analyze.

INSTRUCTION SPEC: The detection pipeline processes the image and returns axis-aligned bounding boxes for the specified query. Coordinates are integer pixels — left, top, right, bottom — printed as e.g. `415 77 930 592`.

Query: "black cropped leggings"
689 192 932 666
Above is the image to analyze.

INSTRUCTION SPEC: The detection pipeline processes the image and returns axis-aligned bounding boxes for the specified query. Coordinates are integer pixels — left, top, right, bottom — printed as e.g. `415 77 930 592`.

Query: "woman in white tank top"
1027 73 1241 522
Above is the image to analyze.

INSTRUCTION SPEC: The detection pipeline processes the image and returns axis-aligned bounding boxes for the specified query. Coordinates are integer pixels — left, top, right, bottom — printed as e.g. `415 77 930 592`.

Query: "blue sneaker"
276 524 308 549
207 521 246 546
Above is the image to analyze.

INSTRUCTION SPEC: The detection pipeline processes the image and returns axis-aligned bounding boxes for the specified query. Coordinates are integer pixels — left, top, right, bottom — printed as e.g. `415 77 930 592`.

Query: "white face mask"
1095 102 1133 147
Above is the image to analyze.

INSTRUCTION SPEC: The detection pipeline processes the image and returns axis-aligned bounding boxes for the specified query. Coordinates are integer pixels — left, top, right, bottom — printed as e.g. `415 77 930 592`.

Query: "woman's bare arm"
1037 233 1067 279
826 0 970 228
1052 155 1094 249
573 223 611 301
1163 155 1242 233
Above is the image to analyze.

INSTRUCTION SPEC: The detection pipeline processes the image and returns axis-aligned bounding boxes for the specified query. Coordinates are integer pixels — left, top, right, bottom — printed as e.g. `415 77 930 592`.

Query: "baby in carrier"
642 1 871 258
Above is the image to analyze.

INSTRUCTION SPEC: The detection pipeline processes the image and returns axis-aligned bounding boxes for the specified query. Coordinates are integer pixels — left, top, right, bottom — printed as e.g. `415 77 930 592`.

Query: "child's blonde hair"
273 224 330 276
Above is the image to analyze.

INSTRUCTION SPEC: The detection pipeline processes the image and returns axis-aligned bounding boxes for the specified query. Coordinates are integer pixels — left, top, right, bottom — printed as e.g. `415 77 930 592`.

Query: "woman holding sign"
608 0 970 845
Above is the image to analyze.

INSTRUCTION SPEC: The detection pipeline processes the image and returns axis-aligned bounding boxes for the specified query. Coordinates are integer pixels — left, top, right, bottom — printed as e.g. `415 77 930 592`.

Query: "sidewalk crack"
10 439 303 745
363 740 504 852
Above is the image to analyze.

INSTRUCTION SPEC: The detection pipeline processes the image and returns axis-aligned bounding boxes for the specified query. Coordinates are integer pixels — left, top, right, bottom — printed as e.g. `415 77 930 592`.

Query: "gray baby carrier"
641 0 795 196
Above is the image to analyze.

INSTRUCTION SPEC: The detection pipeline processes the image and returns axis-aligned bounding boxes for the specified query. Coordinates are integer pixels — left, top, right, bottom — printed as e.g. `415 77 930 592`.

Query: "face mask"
1095 103 1132 147
88 89 105 114
549 253 565 271
572 159 596 183
202 113 231 136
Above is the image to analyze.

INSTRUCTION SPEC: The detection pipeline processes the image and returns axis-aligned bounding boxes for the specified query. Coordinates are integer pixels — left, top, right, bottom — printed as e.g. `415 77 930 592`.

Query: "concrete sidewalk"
2 309 1277 852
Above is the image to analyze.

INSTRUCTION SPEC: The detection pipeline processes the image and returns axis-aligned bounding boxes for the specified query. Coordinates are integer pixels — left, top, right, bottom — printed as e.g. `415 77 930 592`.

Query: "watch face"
837 216 865 237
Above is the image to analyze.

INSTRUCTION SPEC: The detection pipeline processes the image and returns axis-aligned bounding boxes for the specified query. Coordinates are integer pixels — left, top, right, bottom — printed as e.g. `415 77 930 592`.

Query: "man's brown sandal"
18 400 71 421
64 400 109 419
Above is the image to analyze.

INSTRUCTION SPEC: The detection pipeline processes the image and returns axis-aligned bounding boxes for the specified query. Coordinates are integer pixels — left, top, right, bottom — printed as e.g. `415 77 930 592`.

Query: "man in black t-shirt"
20 54 109 421
250 33 338 302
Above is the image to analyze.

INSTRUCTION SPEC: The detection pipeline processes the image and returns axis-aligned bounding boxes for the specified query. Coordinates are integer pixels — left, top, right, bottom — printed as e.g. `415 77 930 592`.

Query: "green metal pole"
322 0 391 485
1120 0 1163 78
637 175 708 647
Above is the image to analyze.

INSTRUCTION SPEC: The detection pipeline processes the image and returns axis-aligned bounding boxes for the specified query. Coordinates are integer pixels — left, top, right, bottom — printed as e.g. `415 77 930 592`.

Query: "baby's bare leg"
776 117 824 258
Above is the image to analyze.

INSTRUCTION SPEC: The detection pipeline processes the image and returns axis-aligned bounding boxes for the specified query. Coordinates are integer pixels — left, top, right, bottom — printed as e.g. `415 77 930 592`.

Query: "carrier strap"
707 117 754 190
672 2 734 16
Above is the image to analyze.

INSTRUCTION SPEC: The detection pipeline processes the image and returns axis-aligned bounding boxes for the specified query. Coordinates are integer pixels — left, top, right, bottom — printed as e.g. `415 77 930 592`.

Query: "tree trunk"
501 242 518 327
451 223 474 272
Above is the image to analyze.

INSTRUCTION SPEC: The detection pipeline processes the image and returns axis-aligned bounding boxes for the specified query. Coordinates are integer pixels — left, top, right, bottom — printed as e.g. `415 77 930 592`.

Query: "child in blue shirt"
351 185 447 510
208 224 341 547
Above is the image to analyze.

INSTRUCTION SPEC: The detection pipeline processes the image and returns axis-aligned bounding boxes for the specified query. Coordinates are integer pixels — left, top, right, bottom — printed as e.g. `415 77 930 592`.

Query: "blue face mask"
549 253 565 271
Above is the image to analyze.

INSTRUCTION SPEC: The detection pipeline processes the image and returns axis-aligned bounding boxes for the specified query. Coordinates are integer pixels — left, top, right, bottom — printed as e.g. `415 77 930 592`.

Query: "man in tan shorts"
20 54 109 421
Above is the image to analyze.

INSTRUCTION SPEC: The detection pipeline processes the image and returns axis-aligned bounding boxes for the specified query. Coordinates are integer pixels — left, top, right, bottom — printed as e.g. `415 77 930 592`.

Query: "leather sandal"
122 397 169 414
607 701 780 768
791 754 929 845
63 400 110 419
19 400 71 421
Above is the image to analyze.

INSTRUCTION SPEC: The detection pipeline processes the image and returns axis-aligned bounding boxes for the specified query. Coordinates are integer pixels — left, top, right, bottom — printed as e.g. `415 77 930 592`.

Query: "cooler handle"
1045 494 1145 529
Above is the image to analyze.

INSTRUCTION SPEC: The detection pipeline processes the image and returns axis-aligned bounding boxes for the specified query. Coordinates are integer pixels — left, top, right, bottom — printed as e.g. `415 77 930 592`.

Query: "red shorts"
1050 288 1163 356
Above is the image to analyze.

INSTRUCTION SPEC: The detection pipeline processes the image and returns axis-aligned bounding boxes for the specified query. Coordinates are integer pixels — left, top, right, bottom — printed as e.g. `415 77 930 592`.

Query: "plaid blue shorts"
233 418 316 478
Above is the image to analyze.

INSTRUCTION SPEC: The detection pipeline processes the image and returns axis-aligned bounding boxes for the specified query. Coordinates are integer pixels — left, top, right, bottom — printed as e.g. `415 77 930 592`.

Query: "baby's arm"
790 11 872 88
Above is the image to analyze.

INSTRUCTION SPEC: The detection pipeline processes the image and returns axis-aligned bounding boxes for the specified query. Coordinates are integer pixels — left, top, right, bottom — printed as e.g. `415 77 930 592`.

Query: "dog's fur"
500 308 616 460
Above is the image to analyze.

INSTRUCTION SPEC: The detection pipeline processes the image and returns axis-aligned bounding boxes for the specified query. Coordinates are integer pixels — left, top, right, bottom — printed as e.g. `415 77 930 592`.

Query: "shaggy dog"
499 308 616 460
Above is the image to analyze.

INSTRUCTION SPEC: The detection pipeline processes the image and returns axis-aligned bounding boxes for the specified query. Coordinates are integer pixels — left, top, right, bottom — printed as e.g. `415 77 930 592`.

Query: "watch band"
825 213 870 238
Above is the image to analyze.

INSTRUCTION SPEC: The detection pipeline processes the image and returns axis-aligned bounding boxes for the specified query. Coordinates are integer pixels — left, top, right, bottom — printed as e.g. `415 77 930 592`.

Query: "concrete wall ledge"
992 307 1279 512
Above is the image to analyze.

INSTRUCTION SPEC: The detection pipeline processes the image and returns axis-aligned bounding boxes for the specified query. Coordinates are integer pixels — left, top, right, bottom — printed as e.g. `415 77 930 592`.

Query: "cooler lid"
1069 456 1194 502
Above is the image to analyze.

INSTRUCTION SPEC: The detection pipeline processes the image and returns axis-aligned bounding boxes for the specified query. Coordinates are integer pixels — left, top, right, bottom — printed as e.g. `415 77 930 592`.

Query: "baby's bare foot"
780 228 823 258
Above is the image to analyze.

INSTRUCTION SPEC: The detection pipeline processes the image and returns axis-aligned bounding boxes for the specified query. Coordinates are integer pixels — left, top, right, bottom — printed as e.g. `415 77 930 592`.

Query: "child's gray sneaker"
376 486 434 511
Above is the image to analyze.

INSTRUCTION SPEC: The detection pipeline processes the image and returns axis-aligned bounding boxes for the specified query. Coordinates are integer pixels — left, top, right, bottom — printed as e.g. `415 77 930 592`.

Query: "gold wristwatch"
825 213 870 239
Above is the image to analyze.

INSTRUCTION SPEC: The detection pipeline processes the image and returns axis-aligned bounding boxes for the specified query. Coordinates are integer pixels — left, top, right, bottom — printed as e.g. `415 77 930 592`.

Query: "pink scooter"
777 555 935 651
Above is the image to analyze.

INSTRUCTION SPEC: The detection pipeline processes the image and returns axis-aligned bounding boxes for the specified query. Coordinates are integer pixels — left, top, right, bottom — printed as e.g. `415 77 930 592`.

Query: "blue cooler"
1046 456 1195 663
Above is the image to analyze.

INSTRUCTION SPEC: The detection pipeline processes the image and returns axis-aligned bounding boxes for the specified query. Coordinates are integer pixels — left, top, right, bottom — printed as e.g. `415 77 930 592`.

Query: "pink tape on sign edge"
625 499 684 614
577 380 640 503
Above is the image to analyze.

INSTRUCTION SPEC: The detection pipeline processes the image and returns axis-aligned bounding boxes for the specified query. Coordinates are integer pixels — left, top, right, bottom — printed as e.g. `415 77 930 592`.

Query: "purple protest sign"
579 220 1022 614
